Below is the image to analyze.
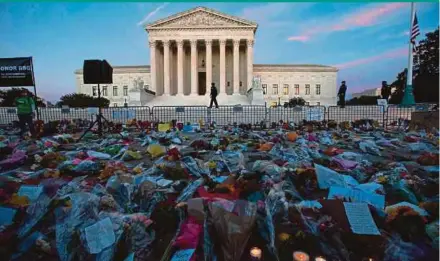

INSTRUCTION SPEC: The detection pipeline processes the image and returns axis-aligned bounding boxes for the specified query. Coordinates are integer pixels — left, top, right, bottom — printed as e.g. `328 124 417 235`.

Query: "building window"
92 86 97 96
102 86 108 96
294 84 299 95
113 86 118 96
144 85 149 90
283 84 289 95
123 86 128 96
240 81 242 87
316 84 321 95
113 103 118 107
227 82 230 87
262 84 267 94
305 84 310 95
272 84 278 95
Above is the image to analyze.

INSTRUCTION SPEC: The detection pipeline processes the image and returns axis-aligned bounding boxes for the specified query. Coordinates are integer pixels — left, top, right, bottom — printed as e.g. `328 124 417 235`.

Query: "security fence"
0 104 437 129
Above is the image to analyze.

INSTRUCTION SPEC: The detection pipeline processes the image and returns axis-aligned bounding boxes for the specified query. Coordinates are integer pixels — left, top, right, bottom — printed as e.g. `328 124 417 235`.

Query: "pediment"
146 7 257 30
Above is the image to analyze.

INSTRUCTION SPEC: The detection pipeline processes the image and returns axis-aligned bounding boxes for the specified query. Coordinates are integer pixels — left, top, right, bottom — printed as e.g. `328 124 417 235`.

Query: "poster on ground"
0 57 34 87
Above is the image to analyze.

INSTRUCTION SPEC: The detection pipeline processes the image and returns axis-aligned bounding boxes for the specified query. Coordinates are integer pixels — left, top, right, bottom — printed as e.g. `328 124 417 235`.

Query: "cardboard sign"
344 202 380 235
171 249 195 261
84 217 116 254
158 123 171 132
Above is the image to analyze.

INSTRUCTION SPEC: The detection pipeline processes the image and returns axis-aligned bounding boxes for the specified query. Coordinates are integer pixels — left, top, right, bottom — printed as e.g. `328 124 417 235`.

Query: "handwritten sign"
328 186 385 209
18 185 43 202
171 249 195 261
84 217 116 254
0 207 17 226
306 107 325 121
344 202 380 235
377 99 388 113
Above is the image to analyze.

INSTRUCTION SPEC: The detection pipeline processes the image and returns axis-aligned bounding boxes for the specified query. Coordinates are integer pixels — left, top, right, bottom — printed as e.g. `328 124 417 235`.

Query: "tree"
284 97 306 107
390 28 439 104
57 93 110 108
0 88 46 107
346 95 381 105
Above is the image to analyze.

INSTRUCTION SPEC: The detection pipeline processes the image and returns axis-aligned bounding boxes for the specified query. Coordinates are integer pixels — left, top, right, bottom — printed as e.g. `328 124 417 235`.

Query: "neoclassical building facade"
75 7 338 107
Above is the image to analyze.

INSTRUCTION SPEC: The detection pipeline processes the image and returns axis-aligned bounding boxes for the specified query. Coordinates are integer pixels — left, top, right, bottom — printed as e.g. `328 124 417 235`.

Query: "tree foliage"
284 97 306 107
57 93 110 108
0 88 46 107
390 28 439 104
346 95 381 105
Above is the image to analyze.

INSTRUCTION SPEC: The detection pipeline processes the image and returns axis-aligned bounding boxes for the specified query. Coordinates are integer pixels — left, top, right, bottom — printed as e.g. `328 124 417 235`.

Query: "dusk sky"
0 2 438 102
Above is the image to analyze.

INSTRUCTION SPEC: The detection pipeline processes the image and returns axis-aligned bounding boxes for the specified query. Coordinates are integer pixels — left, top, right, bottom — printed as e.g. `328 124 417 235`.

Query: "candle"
315 257 326 261
250 247 262 260
293 251 310 261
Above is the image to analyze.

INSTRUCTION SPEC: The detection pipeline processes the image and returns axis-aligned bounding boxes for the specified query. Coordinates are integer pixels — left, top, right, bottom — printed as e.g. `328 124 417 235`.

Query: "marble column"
177 40 184 95
219 39 226 95
233 39 240 95
163 40 170 95
205 39 212 95
190 39 198 95
149 40 157 94
247 39 254 91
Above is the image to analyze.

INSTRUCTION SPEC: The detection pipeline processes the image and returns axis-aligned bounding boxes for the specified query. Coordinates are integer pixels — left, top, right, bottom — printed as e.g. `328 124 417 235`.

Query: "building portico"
146 7 257 99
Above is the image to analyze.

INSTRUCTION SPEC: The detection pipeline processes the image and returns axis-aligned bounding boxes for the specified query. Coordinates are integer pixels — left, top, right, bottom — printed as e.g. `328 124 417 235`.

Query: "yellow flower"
278 233 291 241
9 193 30 207
377 176 387 184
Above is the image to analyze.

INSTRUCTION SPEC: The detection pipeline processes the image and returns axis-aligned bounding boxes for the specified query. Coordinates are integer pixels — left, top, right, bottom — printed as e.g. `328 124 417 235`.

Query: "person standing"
381 81 391 100
15 90 36 137
209 83 219 108
338 81 347 108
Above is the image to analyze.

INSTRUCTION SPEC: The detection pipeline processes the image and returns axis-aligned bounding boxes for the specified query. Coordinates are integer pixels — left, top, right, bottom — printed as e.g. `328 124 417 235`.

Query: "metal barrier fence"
328 105 385 126
0 104 437 129
269 106 326 124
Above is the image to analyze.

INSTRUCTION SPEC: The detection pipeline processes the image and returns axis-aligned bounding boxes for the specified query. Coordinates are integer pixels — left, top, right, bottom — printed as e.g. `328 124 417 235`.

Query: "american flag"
411 13 420 52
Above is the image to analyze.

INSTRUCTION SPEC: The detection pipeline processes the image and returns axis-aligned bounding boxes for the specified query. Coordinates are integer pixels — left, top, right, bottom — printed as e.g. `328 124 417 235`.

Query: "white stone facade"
74 7 338 106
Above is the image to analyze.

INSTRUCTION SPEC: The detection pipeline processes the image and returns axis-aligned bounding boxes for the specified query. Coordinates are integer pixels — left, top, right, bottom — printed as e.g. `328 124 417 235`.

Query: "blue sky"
0 2 438 102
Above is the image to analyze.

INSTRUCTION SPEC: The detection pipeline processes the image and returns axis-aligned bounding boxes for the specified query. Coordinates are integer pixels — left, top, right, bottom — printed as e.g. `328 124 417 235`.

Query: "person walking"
15 90 36 138
338 81 347 108
381 81 391 100
209 83 219 108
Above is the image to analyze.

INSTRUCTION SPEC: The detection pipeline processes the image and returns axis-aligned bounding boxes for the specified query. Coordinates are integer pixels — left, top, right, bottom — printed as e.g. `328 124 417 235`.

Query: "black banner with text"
0 57 34 87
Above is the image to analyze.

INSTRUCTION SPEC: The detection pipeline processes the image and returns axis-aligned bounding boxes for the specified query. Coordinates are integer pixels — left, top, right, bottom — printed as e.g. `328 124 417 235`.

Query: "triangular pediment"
146 6 257 30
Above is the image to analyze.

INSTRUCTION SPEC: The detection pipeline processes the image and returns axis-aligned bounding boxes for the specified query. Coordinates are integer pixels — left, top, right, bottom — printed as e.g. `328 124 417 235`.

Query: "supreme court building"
75 6 338 107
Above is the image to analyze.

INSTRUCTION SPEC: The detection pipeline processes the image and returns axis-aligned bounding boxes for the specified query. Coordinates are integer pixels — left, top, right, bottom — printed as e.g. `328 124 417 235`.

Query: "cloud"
333 46 407 69
137 3 168 26
288 3 408 41
287 35 310 42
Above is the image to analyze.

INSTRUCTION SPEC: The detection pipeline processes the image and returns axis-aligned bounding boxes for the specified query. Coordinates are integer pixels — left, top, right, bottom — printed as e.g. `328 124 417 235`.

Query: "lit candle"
315 257 326 261
293 251 310 261
250 247 262 260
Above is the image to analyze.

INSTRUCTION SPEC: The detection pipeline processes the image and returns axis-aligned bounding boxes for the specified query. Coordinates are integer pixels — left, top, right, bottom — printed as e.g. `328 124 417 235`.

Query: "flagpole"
402 2 416 105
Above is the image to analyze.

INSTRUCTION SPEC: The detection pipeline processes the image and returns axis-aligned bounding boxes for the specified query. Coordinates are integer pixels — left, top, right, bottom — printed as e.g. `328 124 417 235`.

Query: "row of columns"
149 38 254 96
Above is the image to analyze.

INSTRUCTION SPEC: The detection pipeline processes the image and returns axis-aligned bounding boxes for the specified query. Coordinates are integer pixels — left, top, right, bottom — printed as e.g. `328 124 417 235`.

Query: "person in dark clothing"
209 83 219 108
381 81 391 100
338 81 347 108
14 90 36 137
